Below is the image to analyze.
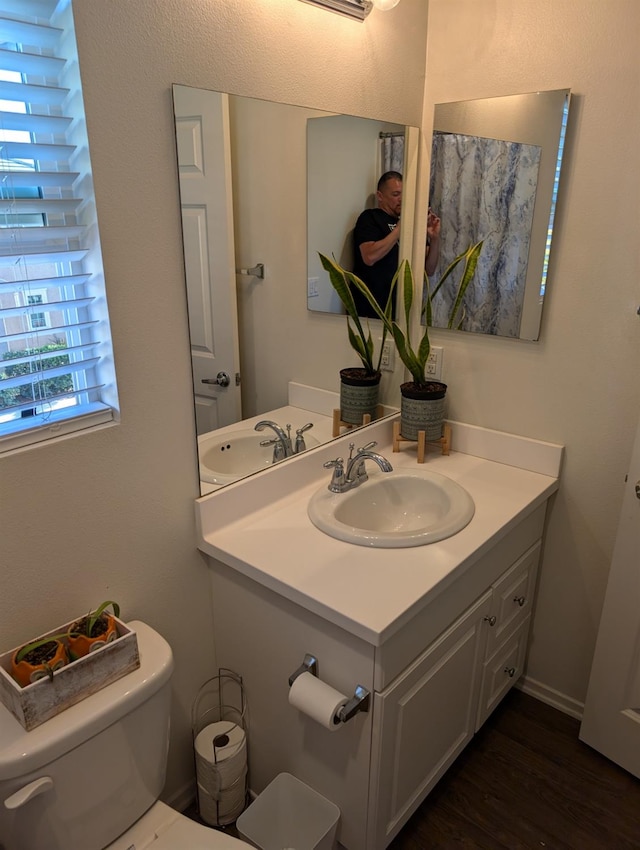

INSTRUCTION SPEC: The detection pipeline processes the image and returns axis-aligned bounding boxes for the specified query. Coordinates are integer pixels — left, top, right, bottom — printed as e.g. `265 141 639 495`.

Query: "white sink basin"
198 429 320 485
307 469 475 548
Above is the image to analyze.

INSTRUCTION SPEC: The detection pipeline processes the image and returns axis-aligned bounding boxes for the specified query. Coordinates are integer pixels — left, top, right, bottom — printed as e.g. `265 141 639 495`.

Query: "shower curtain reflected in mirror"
381 131 405 173
429 132 541 338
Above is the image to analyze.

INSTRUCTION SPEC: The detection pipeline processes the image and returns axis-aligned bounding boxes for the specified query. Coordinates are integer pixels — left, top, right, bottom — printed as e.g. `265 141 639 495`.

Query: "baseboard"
165 780 196 814
517 675 584 721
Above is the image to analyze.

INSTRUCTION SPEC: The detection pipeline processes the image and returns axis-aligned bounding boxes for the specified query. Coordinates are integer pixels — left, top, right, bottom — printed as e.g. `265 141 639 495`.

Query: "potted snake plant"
323 241 483 440
319 252 394 426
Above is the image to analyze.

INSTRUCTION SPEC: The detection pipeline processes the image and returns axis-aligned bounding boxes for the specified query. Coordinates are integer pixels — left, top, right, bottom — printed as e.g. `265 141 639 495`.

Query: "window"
0 0 118 451
27 293 47 329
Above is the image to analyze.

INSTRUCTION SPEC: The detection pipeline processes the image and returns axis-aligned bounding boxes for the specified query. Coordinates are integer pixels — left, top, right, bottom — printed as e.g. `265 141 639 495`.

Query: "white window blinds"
0 0 118 453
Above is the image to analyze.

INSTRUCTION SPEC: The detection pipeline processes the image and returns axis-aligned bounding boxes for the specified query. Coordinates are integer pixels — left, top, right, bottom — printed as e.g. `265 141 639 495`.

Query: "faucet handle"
295 422 314 453
324 457 346 492
358 441 378 453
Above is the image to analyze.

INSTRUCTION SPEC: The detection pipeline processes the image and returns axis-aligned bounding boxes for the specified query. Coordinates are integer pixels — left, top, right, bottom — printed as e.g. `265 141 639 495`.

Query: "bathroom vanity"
196 416 562 850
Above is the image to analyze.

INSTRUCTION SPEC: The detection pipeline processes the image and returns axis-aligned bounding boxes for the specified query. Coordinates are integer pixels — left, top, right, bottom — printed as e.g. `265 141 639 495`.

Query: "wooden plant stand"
332 406 383 438
392 420 451 463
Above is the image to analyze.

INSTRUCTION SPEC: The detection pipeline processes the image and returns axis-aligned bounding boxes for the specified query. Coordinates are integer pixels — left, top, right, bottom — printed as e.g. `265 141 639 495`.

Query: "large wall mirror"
428 89 571 340
172 85 416 495
306 89 570 342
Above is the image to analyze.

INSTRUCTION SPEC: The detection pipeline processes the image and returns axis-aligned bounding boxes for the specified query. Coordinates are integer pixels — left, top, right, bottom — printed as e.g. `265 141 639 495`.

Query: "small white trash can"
236 772 340 850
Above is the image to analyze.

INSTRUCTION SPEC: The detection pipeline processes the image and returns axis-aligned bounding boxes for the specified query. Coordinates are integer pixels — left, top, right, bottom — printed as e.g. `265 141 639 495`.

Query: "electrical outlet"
426 346 443 380
381 339 395 372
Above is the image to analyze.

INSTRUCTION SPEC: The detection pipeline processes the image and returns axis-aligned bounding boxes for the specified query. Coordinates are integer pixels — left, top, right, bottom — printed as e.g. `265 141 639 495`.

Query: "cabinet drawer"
476 616 530 730
484 541 540 658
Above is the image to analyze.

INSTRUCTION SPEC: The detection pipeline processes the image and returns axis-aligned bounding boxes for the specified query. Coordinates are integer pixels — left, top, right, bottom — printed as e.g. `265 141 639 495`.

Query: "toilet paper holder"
288 653 370 723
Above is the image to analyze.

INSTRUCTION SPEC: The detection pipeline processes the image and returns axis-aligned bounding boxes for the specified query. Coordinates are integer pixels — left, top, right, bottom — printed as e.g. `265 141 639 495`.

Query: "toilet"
0 620 252 850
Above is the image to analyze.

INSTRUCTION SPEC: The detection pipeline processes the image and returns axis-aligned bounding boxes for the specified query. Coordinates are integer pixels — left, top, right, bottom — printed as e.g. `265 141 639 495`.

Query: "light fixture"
299 0 400 22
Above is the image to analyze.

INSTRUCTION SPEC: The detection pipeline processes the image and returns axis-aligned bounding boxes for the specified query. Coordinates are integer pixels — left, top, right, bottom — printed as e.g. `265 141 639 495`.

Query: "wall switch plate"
381 339 395 372
426 345 443 380
307 277 319 297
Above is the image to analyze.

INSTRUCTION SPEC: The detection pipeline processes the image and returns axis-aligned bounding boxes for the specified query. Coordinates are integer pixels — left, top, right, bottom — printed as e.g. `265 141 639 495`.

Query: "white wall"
0 0 427 803
422 0 640 713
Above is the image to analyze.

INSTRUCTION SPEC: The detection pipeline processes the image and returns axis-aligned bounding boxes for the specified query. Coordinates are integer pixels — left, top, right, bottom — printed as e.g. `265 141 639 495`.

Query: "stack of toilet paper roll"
195 719 247 825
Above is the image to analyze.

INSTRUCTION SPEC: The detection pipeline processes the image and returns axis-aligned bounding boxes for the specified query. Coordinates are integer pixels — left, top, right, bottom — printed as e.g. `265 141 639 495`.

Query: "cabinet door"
368 591 491 850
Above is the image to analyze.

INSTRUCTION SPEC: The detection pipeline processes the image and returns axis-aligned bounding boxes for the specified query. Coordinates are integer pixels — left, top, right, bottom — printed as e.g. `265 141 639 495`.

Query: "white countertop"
196 417 562 646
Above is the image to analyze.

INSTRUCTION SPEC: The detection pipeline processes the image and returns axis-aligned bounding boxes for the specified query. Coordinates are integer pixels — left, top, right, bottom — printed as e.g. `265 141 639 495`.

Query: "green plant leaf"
400 260 414 335
319 253 377 374
425 240 484 330
86 600 120 637
416 328 431 375
447 240 484 329
15 634 69 664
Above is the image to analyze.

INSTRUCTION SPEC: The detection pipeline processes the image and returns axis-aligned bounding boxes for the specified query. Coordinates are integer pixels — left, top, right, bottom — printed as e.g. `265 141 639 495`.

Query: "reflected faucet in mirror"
254 420 314 462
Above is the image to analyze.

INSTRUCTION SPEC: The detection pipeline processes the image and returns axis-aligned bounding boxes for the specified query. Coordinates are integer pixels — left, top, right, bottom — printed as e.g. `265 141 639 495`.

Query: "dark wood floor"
389 688 640 850
189 689 640 849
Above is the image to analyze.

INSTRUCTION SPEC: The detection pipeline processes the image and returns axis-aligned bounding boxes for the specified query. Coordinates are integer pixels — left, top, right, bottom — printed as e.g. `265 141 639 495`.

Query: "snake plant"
326 241 483 388
319 252 394 376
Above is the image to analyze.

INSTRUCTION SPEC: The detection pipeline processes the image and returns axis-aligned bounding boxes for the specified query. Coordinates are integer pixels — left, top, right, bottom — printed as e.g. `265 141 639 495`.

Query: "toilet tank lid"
0 621 174 781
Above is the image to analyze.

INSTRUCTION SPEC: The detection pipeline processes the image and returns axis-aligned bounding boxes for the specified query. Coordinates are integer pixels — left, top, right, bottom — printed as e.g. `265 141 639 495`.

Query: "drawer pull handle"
483 615 497 626
513 595 526 607
504 666 517 678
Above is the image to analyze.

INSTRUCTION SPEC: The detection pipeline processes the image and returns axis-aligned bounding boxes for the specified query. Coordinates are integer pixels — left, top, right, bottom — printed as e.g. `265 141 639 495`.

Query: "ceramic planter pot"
339 368 381 425
400 381 447 441
10 639 69 687
67 613 118 661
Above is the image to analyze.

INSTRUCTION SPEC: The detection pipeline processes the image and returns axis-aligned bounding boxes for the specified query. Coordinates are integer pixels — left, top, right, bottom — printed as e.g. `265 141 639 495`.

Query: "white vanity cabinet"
206 504 547 850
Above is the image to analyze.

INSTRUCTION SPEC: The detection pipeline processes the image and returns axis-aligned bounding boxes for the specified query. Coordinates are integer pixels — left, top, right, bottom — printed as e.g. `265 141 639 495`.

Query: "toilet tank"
0 621 174 850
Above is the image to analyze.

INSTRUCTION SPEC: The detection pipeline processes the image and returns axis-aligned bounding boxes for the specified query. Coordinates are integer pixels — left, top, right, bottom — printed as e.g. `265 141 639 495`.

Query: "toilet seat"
105 801 251 850
147 815 251 849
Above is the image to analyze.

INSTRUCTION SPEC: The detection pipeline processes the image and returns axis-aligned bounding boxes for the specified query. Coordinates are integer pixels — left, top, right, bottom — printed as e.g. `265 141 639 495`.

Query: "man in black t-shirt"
352 171 403 318
352 172 442 319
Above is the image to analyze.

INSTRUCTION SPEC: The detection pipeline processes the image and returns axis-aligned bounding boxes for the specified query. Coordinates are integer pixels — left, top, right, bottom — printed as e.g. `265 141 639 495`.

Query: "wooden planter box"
0 616 140 731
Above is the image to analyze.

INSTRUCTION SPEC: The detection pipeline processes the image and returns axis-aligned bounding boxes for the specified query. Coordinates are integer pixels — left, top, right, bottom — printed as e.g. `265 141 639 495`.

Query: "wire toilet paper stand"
192 668 248 826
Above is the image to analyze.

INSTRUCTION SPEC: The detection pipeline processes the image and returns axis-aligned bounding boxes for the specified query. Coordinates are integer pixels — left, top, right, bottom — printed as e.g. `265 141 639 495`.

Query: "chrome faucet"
324 441 393 493
255 420 293 462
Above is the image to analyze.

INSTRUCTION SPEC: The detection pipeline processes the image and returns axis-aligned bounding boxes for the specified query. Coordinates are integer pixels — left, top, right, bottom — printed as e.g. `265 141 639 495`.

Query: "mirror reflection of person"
351 175 443 318
352 171 403 318
425 206 441 276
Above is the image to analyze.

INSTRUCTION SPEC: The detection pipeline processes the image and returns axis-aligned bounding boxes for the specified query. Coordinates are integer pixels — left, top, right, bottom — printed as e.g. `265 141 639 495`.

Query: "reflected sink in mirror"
199 429 321 486
308 469 475 548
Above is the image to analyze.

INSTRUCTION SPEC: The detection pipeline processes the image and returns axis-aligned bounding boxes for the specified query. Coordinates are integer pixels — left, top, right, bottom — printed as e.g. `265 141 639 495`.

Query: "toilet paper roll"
195 721 247 799
195 720 245 763
288 672 348 731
